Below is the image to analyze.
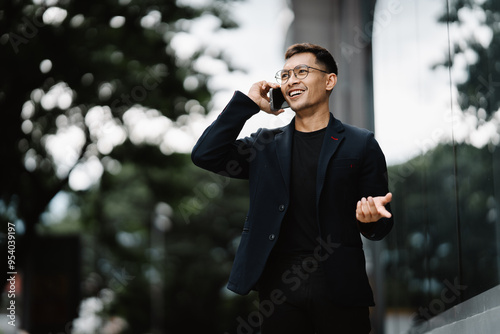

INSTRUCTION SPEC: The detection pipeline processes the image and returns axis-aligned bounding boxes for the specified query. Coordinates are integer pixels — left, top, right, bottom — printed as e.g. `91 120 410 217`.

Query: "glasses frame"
275 64 330 84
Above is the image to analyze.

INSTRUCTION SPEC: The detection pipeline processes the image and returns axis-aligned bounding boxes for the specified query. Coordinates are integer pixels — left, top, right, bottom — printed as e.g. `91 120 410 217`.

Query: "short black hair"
285 43 338 76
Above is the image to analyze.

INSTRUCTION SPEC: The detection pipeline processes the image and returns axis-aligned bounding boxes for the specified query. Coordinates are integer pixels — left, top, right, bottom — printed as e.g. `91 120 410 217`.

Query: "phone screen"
270 88 289 111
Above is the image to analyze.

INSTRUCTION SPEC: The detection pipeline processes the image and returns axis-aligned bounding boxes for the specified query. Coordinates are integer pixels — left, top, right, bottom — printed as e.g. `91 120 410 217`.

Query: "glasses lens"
294 65 309 80
276 65 312 83
276 70 289 83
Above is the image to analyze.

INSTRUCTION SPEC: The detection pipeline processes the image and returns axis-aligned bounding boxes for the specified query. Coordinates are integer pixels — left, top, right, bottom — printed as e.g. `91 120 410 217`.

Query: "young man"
192 43 393 334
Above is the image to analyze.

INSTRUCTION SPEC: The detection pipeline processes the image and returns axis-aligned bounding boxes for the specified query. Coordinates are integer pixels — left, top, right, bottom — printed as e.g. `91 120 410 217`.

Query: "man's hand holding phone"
247 81 286 115
270 87 289 111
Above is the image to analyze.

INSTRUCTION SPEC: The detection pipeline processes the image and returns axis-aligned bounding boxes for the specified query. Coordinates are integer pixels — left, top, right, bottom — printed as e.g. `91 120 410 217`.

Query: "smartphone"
269 88 289 111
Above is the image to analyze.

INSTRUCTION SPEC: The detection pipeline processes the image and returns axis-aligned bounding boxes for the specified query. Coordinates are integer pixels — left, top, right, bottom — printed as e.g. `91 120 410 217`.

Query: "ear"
326 73 337 92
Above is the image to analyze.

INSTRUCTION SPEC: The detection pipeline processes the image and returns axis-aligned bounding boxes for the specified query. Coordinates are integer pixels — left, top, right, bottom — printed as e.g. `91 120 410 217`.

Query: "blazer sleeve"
191 91 260 180
356 133 394 240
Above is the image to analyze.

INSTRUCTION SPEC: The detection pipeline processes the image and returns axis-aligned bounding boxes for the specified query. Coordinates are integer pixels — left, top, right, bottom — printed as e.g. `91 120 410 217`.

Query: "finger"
261 81 278 94
381 192 392 205
374 194 392 217
361 198 373 218
386 192 393 204
356 200 364 220
378 206 392 218
367 197 379 216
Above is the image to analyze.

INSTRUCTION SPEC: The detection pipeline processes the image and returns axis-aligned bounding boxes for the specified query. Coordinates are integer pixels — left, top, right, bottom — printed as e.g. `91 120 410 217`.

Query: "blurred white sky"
183 0 296 146
373 0 453 165
373 0 499 165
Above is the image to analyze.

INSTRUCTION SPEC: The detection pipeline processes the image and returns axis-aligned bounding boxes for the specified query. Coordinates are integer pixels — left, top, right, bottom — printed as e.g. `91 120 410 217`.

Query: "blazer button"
278 204 285 212
269 234 276 241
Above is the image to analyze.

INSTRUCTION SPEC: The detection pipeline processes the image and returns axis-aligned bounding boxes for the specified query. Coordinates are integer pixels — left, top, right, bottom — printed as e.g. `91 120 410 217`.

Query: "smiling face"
281 52 337 115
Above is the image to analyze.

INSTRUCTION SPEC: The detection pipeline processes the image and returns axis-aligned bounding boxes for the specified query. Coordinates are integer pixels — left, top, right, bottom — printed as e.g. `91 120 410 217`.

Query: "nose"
288 71 300 85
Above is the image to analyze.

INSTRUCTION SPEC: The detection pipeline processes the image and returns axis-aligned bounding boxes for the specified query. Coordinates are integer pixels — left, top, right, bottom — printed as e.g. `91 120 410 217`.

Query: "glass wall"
372 0 500 332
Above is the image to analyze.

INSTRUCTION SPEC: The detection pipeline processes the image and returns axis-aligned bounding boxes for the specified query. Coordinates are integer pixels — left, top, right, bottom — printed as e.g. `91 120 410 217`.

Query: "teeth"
290 90 303 97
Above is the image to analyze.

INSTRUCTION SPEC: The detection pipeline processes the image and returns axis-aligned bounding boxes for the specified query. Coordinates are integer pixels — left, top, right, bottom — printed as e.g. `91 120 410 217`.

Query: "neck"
294 108 331 132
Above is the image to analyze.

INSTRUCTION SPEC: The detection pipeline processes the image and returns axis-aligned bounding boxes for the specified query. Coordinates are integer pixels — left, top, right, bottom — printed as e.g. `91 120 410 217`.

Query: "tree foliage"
0 0 239 234
0 0 257 332
385 142 500 320
437 0 500 124
51 142 255 333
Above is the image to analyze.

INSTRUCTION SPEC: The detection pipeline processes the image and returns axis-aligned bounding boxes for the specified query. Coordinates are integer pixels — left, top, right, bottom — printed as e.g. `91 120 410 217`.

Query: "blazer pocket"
328 158 360 191
331 158 359 169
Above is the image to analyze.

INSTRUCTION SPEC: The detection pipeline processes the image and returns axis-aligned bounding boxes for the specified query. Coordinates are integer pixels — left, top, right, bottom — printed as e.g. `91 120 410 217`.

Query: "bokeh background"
1 0 499 333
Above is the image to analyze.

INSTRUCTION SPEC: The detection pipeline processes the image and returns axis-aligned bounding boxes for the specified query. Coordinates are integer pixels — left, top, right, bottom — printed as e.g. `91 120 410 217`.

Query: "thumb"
383 192 393 205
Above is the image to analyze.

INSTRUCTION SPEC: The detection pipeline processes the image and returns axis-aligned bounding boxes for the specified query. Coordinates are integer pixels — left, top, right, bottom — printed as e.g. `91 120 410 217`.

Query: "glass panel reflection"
373 0 500 332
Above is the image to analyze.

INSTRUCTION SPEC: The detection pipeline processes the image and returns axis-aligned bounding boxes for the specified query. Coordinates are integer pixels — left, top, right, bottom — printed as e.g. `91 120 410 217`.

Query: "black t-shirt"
273 127 326 255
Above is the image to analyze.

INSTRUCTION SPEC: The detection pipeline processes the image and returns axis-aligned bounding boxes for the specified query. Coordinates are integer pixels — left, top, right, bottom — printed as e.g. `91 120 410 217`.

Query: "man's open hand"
356 192 392 223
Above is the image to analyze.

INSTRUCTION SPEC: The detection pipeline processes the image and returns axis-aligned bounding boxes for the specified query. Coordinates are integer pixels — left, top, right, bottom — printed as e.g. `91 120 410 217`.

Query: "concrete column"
286 0 376 131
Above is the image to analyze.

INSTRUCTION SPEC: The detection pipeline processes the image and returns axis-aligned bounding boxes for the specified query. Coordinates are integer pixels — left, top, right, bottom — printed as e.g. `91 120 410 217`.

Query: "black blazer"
192 91 393 306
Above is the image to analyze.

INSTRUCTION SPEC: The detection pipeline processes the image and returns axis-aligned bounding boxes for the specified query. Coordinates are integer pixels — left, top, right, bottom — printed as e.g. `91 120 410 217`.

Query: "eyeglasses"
275 64 329 84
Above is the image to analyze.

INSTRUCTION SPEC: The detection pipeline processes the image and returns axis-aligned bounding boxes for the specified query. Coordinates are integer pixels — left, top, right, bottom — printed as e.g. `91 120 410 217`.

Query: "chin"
291 103 307 112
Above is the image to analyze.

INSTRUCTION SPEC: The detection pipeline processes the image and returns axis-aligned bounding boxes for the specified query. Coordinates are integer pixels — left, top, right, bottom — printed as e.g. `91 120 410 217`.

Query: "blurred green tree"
0 0 252 332
0 0 239 235
436 0 500 124
385 143 499 322
44 142 254 333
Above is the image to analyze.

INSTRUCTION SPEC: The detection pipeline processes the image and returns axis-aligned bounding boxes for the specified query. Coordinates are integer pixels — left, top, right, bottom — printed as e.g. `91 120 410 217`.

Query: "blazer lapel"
316 114 345 201
275 118 295 194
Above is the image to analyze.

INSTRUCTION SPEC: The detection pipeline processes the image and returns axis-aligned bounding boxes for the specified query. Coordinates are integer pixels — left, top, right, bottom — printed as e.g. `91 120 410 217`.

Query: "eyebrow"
281 64 310 70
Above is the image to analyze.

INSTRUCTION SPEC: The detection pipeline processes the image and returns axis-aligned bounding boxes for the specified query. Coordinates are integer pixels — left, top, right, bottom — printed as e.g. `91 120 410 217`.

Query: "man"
192 43 393 333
